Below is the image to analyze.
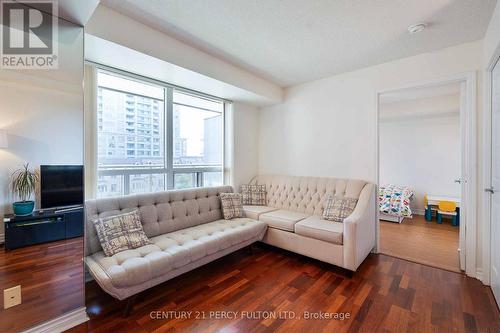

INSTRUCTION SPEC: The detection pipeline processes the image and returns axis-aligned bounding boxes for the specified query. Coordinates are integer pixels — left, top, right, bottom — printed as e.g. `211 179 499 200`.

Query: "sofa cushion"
294 216 343 245
323 196 358 222
87 218 267 288
241 184 267 205
220 193 244 220
93 210 151 256
243 205 278 220
259 209 309 231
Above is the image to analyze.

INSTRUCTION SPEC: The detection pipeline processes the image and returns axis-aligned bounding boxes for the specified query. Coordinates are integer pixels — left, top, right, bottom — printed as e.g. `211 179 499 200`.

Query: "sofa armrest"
342 183 376 271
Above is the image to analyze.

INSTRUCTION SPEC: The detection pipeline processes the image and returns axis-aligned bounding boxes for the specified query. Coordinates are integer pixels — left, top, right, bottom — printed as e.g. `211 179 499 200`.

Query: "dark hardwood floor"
70 244 500 333
0 237 84 333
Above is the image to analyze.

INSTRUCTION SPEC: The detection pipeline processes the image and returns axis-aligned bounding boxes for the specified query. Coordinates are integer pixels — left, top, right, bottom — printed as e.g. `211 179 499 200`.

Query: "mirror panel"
0 8 84 333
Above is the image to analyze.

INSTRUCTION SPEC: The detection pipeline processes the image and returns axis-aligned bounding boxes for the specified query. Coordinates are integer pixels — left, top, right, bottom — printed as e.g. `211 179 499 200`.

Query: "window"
173 173 197 189
96 70 224 198
173 91 223 166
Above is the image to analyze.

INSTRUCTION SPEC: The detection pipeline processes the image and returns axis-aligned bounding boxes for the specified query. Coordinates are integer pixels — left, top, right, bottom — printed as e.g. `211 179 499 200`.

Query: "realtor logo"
1 0 58 69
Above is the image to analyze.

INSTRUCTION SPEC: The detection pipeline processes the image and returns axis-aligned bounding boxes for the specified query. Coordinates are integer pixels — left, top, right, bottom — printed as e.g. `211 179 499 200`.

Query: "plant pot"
13 201 35 216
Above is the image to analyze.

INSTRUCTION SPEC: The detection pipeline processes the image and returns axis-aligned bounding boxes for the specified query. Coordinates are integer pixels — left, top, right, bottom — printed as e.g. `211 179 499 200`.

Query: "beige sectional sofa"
243 175 376 272
85 186 267 301
84 175 375 304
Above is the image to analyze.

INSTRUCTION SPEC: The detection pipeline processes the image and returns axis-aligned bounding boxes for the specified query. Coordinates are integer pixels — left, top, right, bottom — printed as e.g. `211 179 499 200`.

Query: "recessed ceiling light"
408 23 427 34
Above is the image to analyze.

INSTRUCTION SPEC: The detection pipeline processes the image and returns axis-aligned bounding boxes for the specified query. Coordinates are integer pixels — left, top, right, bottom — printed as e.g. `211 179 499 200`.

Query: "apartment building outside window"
96 69 224 198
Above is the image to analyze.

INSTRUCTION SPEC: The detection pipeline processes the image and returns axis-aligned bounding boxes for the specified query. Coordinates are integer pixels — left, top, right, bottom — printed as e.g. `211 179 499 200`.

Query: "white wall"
0 76 83 237
379 95 461 213
259 40 484 272
260 41 482 179
0 24 84 239
227 102 260 191
484 0 500 65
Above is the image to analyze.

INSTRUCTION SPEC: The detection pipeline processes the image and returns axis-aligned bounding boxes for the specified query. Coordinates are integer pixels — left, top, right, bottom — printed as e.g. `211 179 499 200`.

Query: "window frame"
93 64 227 197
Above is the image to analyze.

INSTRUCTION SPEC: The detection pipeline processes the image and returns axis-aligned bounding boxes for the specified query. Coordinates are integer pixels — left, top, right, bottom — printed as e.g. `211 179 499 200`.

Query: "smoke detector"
408 23 427 34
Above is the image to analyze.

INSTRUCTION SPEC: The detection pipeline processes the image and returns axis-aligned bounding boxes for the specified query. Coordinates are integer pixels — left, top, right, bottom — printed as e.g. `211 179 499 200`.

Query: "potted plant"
11 163 38 216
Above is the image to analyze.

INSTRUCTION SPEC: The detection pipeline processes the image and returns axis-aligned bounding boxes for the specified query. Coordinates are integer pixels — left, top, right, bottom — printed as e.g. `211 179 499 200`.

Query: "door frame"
374 72 478 279
482 46 500 286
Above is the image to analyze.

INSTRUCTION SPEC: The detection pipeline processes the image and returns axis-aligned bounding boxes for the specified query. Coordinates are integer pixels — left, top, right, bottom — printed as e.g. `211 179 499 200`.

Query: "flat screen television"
40 165 84 209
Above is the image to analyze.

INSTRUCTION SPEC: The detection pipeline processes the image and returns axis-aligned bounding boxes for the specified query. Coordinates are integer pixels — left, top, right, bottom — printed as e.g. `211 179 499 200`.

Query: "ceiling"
85 35 279 106
58 0 100 26
27 0 100 26
101 0 497 87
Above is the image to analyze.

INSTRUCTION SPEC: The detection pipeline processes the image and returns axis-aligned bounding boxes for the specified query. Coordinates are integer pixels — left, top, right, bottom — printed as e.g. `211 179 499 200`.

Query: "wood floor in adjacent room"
380 214 460 272
70 244 500 333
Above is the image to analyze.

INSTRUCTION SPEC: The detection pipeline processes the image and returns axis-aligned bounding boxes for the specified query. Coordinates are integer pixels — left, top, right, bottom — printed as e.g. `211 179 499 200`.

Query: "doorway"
376 74 477 276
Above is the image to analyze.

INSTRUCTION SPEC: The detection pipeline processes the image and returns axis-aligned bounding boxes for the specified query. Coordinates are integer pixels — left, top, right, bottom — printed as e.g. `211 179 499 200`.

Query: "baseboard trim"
22 307 88 333
476 268 485 285
412 209 425 216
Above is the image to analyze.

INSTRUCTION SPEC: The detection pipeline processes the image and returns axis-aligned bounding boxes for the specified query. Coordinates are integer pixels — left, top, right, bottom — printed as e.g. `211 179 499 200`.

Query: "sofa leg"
123 295 137 317
247 244 255 255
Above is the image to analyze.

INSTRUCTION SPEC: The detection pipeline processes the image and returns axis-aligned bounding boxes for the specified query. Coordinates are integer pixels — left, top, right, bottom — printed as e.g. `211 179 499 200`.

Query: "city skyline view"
96 71 223 197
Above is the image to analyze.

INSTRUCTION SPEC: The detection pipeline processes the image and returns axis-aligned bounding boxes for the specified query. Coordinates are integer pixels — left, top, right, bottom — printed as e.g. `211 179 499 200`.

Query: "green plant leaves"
11 163 38 202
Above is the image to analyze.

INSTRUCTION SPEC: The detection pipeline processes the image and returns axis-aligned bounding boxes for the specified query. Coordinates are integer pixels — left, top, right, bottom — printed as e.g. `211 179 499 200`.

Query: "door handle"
485 187 495 194
454 179 461 184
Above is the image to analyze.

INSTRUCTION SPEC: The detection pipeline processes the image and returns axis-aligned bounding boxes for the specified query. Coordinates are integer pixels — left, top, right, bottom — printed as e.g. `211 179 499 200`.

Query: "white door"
459 82 466 271
491 57 500 303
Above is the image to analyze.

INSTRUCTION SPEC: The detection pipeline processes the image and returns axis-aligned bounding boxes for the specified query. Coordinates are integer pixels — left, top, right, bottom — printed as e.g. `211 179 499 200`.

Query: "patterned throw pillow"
323 196 358 222
93 210 151 257
220 193 244 220
241 184 267 205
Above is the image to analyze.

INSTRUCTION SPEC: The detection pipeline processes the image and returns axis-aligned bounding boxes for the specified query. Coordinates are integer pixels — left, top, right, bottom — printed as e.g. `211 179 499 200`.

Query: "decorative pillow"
323 196 358 222
220 193 244 220
93 210 151 257
241 184 267 205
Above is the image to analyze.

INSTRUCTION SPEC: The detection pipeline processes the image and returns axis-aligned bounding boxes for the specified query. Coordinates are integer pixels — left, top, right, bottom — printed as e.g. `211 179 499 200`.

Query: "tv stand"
3 207 83 250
